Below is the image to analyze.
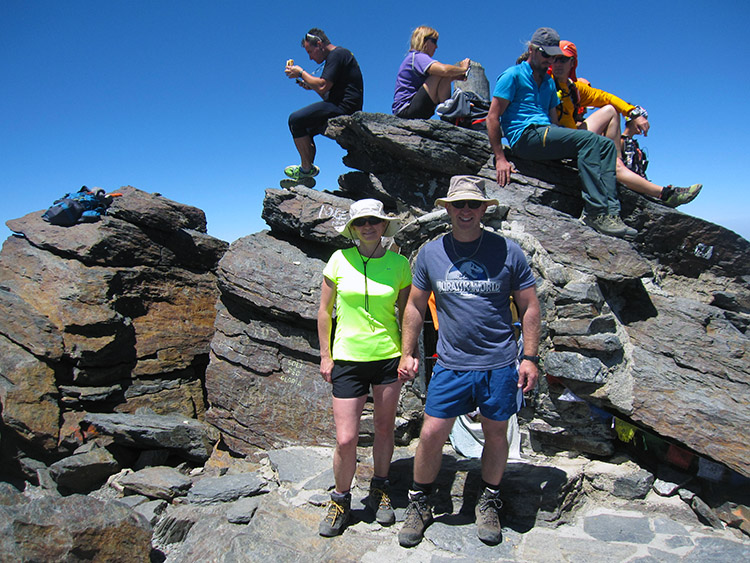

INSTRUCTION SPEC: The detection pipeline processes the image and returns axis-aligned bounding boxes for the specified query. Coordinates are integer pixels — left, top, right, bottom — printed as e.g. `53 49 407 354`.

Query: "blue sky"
2 1 748 244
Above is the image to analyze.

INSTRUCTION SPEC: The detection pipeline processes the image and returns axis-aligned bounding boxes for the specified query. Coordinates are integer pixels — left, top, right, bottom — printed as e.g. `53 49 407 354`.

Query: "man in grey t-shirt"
397 175 541 548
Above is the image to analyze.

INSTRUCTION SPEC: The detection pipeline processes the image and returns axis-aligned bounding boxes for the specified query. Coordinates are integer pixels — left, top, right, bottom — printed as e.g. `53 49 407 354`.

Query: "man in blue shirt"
487 27 636 239
397 175 541 547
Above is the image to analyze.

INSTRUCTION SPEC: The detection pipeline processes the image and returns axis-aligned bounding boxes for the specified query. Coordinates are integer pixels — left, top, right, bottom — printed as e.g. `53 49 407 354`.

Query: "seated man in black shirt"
283 28 364 188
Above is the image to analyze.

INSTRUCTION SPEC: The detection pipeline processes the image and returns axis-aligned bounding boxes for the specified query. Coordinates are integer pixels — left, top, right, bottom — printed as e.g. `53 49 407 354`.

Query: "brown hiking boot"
582 213 637 240
398 492 433 547
475 488 503 544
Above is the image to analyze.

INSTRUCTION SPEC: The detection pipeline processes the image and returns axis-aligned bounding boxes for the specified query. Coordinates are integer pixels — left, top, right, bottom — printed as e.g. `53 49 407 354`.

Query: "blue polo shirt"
492 61 559 147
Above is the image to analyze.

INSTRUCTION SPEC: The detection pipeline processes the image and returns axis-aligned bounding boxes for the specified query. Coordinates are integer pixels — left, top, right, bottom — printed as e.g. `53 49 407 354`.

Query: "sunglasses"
306 33 323 44
535 46 553 59
426 36 438 45
352 216 385 227
553 56 571 63
450 200 483 209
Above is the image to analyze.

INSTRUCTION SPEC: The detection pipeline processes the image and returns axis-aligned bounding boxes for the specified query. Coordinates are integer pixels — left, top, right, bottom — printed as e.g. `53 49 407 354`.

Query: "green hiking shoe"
367 483 395 526
398 492 433 548
582 213 637 240
475 488 503 545
284 164 320 179
279 176 316 189
318 495 350 537
661 184 702 208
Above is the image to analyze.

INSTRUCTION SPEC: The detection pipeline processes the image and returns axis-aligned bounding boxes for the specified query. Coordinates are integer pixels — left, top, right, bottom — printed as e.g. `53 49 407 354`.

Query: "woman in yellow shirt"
551 40 701 208
317 199 412 537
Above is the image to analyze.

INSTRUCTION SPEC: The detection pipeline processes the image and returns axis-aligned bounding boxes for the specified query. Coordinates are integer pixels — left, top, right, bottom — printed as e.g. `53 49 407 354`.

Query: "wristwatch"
627 105 648 121
521 355 540 364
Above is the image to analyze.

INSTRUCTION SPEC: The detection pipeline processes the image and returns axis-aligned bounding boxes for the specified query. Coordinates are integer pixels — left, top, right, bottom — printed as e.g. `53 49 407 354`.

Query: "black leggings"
288 101 346 138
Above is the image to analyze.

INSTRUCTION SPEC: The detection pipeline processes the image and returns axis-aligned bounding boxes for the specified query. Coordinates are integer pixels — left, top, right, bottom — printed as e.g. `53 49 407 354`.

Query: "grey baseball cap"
531 27 563 56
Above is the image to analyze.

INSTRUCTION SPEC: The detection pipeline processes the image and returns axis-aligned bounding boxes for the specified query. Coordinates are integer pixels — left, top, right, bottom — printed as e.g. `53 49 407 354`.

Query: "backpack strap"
554 77 584 124
568 80 585 123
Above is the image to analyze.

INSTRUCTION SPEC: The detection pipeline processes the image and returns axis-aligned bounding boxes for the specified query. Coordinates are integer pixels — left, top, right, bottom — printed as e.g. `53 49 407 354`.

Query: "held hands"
320 356 334 383
397 354 418 381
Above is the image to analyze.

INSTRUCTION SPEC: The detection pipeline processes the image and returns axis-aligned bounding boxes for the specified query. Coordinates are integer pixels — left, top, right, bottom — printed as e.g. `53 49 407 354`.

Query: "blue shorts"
425 364 520 421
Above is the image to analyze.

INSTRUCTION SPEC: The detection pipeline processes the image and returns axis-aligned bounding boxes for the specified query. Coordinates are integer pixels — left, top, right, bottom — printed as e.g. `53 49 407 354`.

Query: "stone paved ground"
190 444 748 563
282 492 748 563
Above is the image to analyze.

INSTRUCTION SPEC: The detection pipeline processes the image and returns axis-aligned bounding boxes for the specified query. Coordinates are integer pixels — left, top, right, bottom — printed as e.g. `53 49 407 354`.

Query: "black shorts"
396 86 437 119
331 357 400 399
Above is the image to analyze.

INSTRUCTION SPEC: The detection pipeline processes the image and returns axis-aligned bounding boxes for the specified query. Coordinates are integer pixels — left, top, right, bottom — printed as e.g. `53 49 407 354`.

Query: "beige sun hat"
337 198 400 240
434 175 499 208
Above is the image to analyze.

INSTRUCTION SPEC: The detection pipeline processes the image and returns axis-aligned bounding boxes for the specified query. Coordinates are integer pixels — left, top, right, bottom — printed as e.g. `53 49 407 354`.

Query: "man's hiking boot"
398 492 432 547
318 493 350 537
475 488 503 545
367 482 395 526
661 184 702 208
284 164 320 179
279 176 316 189
582 213 637 240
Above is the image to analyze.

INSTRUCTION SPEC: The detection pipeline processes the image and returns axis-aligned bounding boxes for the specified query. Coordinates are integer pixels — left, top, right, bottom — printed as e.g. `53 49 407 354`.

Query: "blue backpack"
42 186 110 226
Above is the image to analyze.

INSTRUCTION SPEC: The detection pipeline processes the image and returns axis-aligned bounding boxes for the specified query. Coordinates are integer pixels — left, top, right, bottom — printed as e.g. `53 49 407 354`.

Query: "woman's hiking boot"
318 492 351 537
367 480 395 526
661 184 702 208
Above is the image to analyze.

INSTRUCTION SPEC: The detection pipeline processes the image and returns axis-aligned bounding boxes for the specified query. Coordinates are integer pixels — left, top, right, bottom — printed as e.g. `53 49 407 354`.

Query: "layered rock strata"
207 112 750 478
1 186 227 472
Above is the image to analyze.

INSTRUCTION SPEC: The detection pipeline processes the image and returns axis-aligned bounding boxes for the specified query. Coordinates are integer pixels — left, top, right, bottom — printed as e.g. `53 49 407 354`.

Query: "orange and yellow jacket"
555 77 635 129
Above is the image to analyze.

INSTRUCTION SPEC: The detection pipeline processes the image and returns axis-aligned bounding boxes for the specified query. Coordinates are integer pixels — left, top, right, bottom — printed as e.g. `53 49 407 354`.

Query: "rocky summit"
1 111 749 560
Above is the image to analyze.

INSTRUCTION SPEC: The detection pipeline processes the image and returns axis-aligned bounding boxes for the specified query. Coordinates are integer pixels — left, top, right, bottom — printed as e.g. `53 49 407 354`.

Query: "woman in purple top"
392 26 470 119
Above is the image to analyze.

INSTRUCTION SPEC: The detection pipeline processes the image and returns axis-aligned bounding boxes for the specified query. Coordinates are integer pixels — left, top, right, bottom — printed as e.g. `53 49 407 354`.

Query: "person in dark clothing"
283 28 363 188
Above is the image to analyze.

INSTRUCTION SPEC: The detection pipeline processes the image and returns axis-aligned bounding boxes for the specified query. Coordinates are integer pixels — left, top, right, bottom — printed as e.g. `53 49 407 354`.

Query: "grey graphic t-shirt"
413 231 535 370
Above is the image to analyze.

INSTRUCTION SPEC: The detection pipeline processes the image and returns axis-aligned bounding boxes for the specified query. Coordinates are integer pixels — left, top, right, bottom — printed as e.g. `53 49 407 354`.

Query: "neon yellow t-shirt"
323 247 412 362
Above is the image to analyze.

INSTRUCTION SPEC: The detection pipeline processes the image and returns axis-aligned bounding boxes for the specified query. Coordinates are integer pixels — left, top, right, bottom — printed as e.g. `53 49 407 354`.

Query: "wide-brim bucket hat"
337 198 400 239
435 175 499 208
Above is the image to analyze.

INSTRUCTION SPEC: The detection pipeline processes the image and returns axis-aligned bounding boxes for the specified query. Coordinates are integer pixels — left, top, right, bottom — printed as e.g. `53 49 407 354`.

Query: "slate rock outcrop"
206 112 750 478
0 482 153 561
0 112 748 558
1 186 228 474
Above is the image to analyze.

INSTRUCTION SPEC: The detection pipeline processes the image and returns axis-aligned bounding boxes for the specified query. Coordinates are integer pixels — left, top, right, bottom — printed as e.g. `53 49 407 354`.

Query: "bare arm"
285 65 333 98
317 277 336 382
512 285 541 393
427 58 470 80
397 286 431 381
397 284 411 326
487 96 514 186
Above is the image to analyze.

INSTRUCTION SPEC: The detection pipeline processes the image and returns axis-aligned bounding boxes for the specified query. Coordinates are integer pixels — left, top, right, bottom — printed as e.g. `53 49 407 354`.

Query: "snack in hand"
286 59 294 67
